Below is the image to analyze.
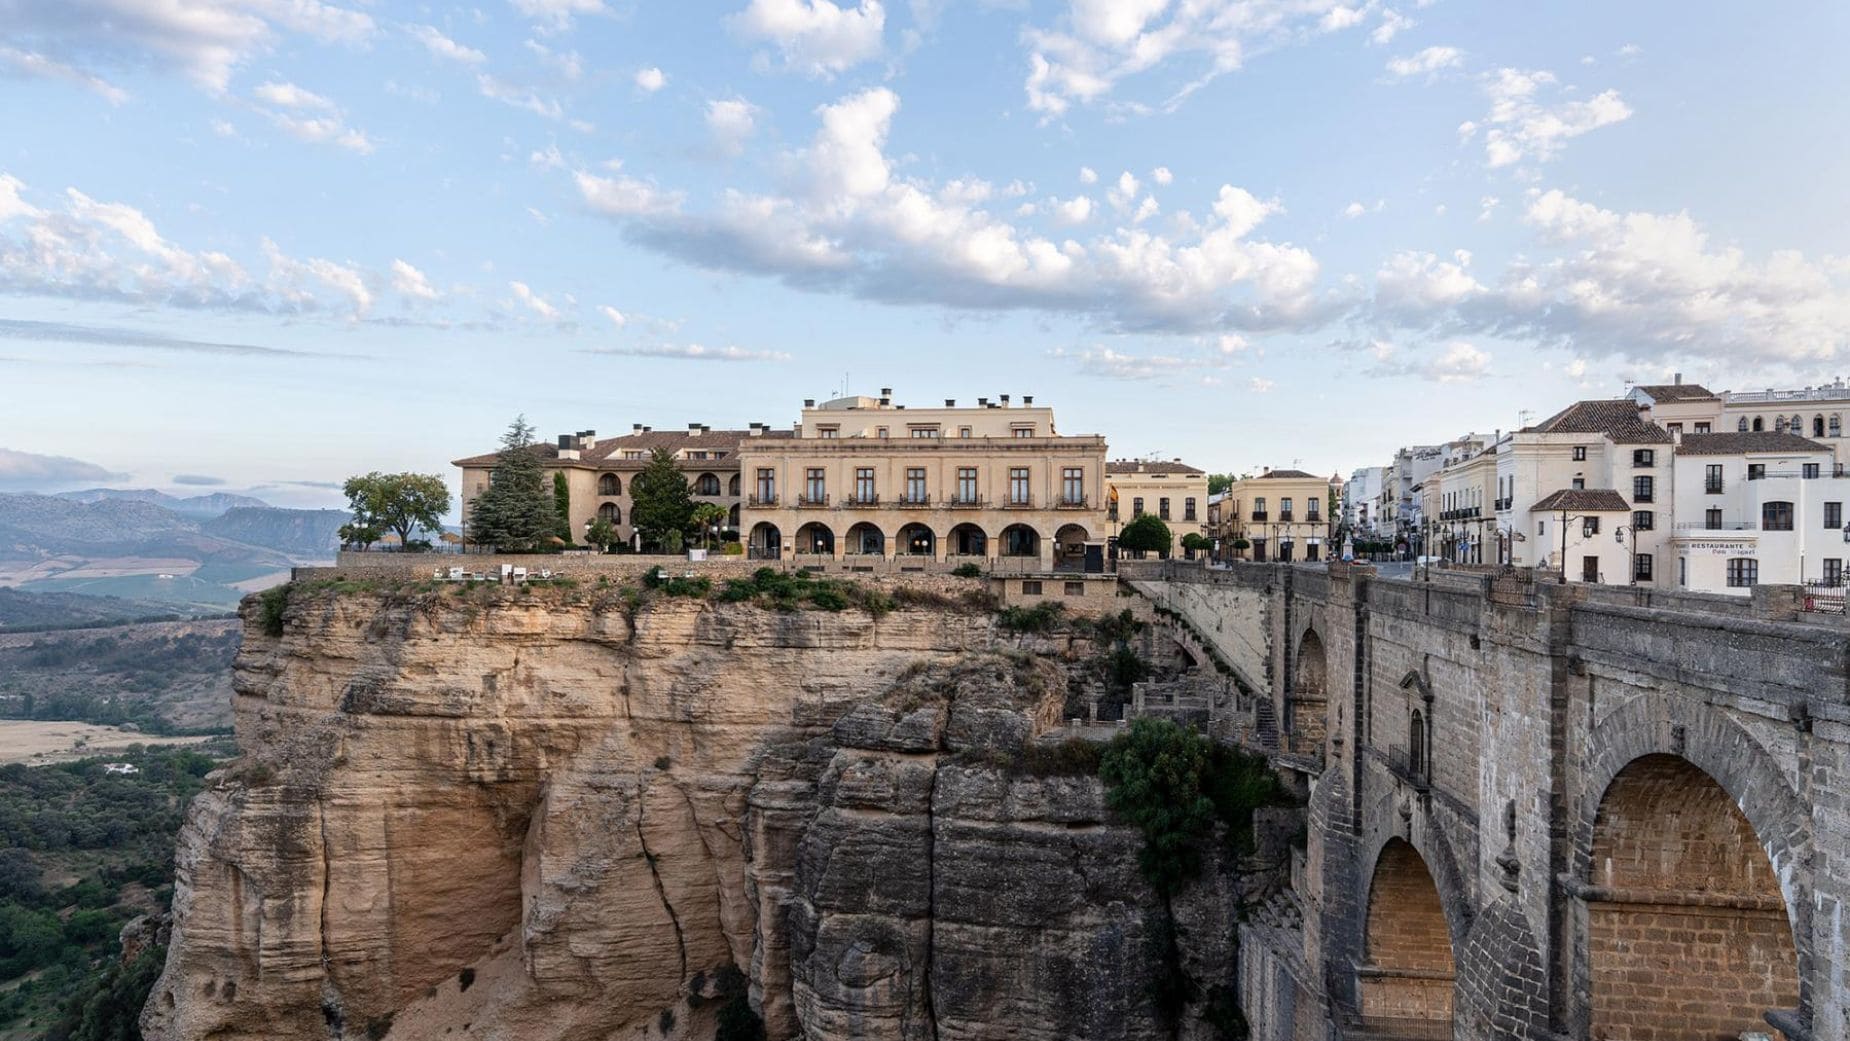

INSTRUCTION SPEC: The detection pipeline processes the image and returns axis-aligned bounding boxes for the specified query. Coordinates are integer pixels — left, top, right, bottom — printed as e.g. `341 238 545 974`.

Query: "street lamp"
1613 524 1640 586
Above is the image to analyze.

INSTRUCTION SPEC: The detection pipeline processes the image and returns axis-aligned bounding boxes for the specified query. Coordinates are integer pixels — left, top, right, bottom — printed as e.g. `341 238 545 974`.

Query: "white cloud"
253 80 333 110
209 118 238 137
634 66 667 92
1019 0 1389 118
579 87 1324 335
1248 376 1275 393
1106 170 1140 212
408 25 485 65
599 305 626 327
1369 340 1490 382
1342 201 1366 219
1078 166 1098 185
508 280 558 319
390 259 438 301
509 0 607 31
1151 166 1173 186
1051 195 1093 225
706 97 761 155
1215 334 1247 354
1055 345 1194 381
524 39 583 80
477 73 563 119
1477 195 1500 222
0 447 127 491
0 0 374 93
1370 8 1413 44
1468 68 1632 168
729 0 885 76
590 342 790 362
1386 45 1462 78
0 46 129 103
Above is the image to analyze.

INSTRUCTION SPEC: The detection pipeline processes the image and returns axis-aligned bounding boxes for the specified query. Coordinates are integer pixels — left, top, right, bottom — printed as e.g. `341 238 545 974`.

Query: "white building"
1667 432 1850 593
1344 466 1387 536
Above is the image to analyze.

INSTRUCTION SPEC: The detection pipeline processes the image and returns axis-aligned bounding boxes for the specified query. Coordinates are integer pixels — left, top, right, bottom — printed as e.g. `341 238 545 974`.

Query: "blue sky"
3 0 1849 507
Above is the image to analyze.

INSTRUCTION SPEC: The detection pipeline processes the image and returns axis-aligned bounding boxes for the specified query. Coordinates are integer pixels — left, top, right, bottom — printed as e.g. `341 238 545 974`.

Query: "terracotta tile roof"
1254 469 1320 479
1523 399 1672 444
1673 432 1830 456
1531 488 1631 512
1107 460 1206 475
452 428 791 469
1633 383 1719 402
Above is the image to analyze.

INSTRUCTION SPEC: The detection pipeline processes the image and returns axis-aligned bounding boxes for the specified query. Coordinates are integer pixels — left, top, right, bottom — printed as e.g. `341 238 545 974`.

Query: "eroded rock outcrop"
144 583 1263 1041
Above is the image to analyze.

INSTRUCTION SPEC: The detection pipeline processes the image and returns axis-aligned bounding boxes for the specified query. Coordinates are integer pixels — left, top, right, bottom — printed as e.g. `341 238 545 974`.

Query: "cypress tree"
553 471 573 543
469 416 557 551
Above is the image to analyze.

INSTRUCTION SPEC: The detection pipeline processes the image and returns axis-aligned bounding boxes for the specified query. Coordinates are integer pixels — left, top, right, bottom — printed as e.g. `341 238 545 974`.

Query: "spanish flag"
1107 484 1119 521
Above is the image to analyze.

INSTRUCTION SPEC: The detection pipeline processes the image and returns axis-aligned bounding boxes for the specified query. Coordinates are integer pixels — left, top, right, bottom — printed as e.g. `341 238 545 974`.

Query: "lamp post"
1614 524 1640 585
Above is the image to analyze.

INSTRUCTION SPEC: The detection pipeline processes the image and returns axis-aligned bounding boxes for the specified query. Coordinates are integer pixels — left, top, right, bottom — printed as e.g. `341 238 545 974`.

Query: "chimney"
688 423 702 436
1000 394 1011 406
977 397 989 407
749 422 763 437
1023 395 1033 405
557 434 575 449
804 398 815 408
1673 372 1683 385
880 386 892 397
878 395 890 407
945 398 956 407
642 425 652 433
632 423 643 432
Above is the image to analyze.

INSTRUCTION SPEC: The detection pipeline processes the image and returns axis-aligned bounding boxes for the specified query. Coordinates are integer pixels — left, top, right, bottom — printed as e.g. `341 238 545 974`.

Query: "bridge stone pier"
1124 561 1850 1041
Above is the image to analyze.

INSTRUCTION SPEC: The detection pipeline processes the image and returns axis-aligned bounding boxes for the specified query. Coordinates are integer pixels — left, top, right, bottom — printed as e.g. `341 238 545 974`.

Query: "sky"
3 0 1850 508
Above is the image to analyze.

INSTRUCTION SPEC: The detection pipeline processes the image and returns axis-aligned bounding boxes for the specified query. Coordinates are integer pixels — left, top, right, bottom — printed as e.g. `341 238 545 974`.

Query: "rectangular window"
1583 516 1600 537
1667 423 1682 436
1824 559 1843 587
1634 553 1654 581
854 467 876 503
1632 475 1654 502
1308 498 1321 521
1012 426 1034 438
1827 502 1844 529
956 467 978 503
1706 464 1724 494
909 427 938 439
755 468 775 503
1021 580 1042 595
958 426 972 438
1679 556 1687 586
1727 558 1759 587
1280 497 1294 521
1572 478 1586 490
1008 467 1030 505
1573 446 1587 461
1748 463 1766 480
805 468 826 503
906 467 927 503
876 427 888 439
1706 508 1723 530
1184 497 1197 521
1804 463 1821 479
1762 501 1794 531
1064 581 1085 596
1695 422 1712 434
1633 449 1655 467
1159 497 1171 520
1062 467 1085 505
818 427 839 439
1253 497 1267 520
1133 497 1145 517
1633 510 1654 531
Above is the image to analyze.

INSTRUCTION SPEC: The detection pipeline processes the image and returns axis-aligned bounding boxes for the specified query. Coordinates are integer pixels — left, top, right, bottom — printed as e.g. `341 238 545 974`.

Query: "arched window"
1736 417 1749 432
1831 415 1842 437
1751 416 1764 432
1775 416 1789 434
695 473 721 496
1815 415 1827 437
1791 414 1803 430
598 473 620 496
728 474 741 496
597 502 620 524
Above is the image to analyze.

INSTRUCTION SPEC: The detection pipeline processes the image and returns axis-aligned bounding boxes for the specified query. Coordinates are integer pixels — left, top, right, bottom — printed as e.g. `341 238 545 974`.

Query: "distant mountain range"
55 487 273 517
0 490 347 610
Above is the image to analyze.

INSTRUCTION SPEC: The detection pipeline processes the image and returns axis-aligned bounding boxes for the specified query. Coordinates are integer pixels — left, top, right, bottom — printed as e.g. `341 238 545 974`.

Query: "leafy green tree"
690 502 728 550
553 472 573 542
629 448 694 551
343 472 451 550
468 416 557 552
1207 473 1237 496
337 522 381 550
585 516 619 553
1118 513 1174 556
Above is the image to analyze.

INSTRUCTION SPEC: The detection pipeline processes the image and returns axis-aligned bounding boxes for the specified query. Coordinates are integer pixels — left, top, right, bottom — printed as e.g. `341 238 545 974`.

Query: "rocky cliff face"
143 583 1266 1041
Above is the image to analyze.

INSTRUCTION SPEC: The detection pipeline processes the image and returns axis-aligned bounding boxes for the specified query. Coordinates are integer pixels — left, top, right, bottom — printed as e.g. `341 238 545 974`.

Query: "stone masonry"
1125 560 1850 1041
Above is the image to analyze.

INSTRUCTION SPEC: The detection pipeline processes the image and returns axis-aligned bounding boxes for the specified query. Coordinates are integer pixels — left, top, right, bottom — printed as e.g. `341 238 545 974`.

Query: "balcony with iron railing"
1278 511 1294 523
945 496 986 509
1250 511 1269 522
1674 520 1757 531
747 493 778 507
1705 480 1724 494
1055 496 1091 509
797 493 830 508
894 495 934 508
1002 495 1035 509
845 492 880 506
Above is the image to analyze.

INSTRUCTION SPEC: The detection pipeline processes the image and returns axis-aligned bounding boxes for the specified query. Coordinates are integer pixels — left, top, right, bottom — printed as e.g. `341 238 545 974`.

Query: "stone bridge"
1123 561 1850 1041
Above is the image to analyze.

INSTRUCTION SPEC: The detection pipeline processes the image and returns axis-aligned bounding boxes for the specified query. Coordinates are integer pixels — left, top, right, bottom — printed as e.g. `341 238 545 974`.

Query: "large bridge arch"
1570 692 1813 1038
1358 838 1460 1035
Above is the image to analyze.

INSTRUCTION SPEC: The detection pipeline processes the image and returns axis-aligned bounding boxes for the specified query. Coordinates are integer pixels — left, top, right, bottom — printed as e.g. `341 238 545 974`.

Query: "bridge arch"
1359 838 1458 1034
1571 693 1813 1037
1292 627 1330 754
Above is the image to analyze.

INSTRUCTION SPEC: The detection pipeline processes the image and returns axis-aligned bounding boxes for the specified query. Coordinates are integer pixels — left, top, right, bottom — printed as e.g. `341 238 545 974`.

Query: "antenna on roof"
1517 409 1535 428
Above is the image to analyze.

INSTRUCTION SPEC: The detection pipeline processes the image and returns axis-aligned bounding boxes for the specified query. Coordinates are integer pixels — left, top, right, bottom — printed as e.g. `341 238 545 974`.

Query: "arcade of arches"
744 519 1095 565
1361 840 1455 1037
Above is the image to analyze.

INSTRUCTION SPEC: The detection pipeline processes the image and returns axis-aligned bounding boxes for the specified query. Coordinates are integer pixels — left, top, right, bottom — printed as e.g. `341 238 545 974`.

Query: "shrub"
996 601 1064 633
951 562 983 579
257 585 290 637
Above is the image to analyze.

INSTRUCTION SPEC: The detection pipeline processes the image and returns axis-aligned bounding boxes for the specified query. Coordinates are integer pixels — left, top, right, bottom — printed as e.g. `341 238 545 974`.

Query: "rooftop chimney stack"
1000 394 1011 406
1023 395 1034 405
632 423 644 432
688 423 703 436
945 398 956 407
880 387 892 397
1674 372 1684 385
977 397 989 406
804 398 815 408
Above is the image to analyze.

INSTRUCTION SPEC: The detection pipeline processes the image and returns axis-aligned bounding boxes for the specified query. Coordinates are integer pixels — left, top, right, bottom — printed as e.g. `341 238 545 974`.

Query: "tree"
1179 532 1208 558
690 502 728 550
1207 473 1237 496
343 472 451 550
629 447 694 551
585 516 619 553
1119 513 1174 557
337 522 381 550
553 472 573 543
468 416 557 552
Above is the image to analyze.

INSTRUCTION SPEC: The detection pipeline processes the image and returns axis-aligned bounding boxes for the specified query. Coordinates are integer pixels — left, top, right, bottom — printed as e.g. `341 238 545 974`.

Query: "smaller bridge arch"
1359 838 1458 1036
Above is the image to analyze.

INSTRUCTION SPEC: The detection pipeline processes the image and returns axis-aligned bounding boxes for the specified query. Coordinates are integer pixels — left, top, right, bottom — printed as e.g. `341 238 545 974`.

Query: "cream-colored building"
1224 469 1333 562
737 393 1109 570
1106 460 1208 546
454 423 783 548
